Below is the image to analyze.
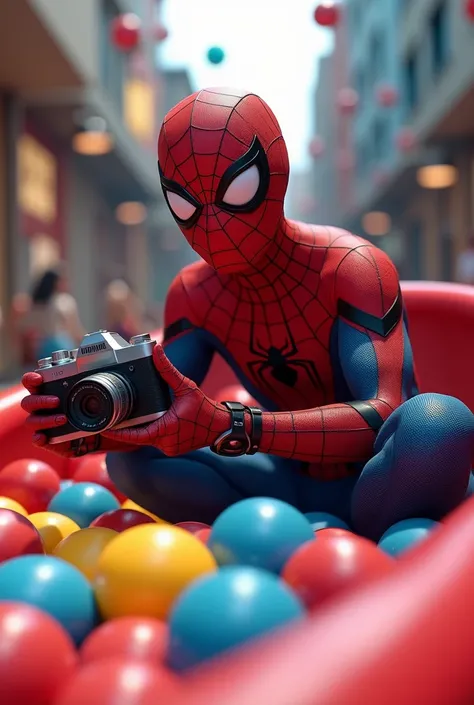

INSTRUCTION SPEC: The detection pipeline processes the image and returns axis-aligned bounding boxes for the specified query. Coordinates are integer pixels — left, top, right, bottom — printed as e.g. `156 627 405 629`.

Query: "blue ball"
0 555 98 644
207 46 225 64
48 482 120 527
378 518 439 557
304 512 349 532
208 497 314 574
168 566 304 671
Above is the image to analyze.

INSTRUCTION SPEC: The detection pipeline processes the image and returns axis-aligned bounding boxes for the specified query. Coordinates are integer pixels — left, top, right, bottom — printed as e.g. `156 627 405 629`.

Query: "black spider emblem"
247 325 322 390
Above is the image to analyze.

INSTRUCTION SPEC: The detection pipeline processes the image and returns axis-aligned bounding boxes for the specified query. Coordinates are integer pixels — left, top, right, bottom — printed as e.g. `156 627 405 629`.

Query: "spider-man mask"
157 88 290 274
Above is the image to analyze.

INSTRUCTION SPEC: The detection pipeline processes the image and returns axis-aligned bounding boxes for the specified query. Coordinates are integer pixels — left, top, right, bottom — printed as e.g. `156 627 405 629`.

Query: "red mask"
157 88 289 274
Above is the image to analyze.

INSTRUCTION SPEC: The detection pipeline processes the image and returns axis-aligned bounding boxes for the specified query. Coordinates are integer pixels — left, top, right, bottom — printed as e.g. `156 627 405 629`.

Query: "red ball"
55 658 180 705
282 533 394 610
314 2 340 27
0 601 78 705
80 617 168 665
337 87 359 115
465 0 474 21
110 13 141 52
90 508 155 532
0 509 44 562
73 454 126 503
375 83 399 108
195 527 212 544
175 521 211 535
0 459 60 513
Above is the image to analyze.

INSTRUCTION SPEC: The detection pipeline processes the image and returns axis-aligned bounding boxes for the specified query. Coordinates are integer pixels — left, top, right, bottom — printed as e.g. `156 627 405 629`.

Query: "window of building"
404 51 418 111
430 1 449 77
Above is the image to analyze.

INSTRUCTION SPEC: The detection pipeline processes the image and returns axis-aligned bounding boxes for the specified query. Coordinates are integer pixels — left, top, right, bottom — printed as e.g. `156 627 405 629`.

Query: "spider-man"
21 88 474 540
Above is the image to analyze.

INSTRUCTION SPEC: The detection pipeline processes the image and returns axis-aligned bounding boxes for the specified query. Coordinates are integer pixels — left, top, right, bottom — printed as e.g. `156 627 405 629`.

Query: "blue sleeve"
333 318 417 404
164 329 215 386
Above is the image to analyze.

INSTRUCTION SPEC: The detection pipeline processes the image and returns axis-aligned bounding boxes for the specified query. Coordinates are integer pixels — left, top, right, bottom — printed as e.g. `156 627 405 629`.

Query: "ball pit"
0 449 464 703
48 482 120 528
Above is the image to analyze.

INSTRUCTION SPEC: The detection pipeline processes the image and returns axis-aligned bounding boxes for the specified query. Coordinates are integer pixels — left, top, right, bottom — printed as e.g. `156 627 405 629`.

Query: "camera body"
36 331 171 444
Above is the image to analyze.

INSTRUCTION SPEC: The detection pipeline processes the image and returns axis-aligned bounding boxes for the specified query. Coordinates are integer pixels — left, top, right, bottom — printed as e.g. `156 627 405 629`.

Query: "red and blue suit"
22 88 474 540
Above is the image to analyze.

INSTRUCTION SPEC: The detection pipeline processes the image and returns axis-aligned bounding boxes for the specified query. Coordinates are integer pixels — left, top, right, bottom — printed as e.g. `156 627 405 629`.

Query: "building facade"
311 0 474 280
0 0 170 377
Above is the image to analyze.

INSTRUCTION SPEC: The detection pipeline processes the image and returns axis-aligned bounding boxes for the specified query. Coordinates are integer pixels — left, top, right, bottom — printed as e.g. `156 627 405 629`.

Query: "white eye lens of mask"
167 191 197 221
222 165 260 206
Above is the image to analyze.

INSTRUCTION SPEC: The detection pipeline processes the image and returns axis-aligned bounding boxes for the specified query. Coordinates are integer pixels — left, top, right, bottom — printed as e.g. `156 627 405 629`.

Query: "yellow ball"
28 511 80 553
53 527 118 581
94 524 217 620
121 499 165 523
0 496 28 516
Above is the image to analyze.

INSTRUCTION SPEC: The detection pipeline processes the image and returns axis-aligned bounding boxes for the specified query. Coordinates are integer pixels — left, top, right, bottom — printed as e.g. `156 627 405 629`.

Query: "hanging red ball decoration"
395 127 417 153
110 13 142 53
375 84 399 108
153 24 169 42
465 0 474 21
309 136 325 159
337 88 359 116
314 2 340 27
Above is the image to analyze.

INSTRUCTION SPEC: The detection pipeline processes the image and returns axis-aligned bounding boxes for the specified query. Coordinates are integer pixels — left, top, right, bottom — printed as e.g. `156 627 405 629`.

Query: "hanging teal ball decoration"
207 46 225 65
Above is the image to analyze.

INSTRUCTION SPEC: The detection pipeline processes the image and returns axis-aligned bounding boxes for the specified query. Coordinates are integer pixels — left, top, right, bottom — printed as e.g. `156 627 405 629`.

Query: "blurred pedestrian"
21 266 84 360
104 279 145 341
456 234 474 285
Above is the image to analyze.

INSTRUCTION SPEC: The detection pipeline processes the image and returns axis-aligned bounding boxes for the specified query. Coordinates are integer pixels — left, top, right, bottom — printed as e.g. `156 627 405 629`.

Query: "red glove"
21 372 137 458
102 345 231 456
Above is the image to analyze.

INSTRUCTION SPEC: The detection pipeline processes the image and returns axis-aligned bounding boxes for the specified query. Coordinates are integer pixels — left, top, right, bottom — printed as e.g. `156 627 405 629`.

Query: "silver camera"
36 330 171 444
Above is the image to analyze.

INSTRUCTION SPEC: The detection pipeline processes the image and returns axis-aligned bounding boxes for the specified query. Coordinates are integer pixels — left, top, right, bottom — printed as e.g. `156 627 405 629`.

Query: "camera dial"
51 350 72 365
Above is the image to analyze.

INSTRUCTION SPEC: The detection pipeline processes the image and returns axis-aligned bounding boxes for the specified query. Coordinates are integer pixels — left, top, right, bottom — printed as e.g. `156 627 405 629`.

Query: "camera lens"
67 372 134 433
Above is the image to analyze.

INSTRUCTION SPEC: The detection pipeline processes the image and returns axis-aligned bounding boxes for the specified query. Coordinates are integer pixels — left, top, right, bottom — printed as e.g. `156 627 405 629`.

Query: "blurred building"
311 0 474 280
0 0 173 375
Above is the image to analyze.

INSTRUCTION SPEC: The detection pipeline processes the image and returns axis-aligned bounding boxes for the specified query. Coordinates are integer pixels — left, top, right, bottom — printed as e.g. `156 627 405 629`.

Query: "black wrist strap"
246 406 263 455
210 401 251 456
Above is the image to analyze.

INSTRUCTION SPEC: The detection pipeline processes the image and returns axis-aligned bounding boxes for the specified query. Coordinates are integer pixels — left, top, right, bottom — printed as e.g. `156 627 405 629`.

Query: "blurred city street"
0 0 473 380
